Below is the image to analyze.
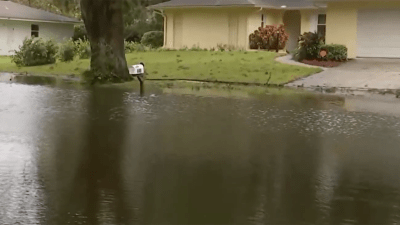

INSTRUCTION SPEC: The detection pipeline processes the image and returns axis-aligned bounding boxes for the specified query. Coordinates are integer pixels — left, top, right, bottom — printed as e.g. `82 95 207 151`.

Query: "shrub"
179 46 189 51
58 39 75 62
216 44 237 52
11 37 58 67
156 47 175 52
125 41 135 53
124 26 142 43
190 45 204 51
217 44 227 51
75 39 91 59
249 25 289 50
125 41 147 53
249 30 262 49
292 32 324 62
72 24 88 42
319 44 348 61
141 31 164 48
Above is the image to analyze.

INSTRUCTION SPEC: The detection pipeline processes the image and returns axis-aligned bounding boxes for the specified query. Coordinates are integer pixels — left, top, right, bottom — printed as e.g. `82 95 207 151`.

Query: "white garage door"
357 9 400 58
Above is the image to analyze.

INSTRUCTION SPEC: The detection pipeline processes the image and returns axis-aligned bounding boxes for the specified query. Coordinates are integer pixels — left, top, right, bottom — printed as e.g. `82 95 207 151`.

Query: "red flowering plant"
249 24 289 50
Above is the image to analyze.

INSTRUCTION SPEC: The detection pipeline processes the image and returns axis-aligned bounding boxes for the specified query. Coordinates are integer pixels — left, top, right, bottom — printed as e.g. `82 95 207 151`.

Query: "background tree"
123 0 168 42
12 0 168 41
12 0 168 82
13 0 81 18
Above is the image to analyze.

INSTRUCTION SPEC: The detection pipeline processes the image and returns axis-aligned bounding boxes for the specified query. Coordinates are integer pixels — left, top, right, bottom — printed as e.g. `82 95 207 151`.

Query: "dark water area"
2 78 400 224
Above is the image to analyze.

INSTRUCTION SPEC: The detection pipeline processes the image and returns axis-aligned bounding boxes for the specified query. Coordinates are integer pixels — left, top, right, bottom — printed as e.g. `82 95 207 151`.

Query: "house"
151 0 400 59
318 0 400 58
0 0 81 55
150 0 327 53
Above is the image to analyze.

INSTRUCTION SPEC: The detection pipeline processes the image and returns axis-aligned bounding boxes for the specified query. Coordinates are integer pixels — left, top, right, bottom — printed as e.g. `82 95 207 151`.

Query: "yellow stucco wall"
165 13 174 48
248 9 284 32
164 7 316 50
326 3 358 58
266 9 284 25
237 13 248 48
326 1 400 58
165 8 256 49
247 9 261 39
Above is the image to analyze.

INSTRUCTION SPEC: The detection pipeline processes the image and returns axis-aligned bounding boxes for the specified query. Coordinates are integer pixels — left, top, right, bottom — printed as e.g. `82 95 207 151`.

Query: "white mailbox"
129 63 145 75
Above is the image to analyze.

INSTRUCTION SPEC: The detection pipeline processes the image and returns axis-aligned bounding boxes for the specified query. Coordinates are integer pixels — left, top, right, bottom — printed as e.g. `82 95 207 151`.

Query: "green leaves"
319 44 348 61
123 0 168 41
58 39 75 62
293 32 323 62
293 32 347 62
11 37 58 67
13 0 81 19
141 31 163 48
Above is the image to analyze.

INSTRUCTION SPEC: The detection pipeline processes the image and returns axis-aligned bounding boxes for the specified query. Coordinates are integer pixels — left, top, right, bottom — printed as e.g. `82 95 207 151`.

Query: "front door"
283 10 301 52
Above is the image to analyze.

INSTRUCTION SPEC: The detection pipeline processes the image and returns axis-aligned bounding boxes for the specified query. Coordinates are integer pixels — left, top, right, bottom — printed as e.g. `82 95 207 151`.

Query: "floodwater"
2 76 400 224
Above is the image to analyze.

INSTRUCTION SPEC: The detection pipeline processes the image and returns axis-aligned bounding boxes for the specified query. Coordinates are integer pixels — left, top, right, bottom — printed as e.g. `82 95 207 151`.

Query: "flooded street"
2 78 400 224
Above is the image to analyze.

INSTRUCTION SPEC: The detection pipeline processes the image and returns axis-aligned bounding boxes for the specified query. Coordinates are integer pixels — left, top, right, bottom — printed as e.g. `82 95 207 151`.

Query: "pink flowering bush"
249 24 289 50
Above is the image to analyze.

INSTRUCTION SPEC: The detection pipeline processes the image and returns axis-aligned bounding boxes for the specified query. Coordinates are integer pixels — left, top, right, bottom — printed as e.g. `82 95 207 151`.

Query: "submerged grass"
0 56 90 76
0 51 322 85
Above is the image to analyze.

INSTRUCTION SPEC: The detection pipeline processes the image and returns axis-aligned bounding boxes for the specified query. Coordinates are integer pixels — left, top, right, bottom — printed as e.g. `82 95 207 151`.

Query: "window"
261 14 266 27
31 24 39 37
317 14 326 38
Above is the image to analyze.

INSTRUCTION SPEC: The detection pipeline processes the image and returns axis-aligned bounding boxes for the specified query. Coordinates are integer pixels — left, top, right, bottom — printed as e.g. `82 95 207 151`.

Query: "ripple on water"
2 83 400 224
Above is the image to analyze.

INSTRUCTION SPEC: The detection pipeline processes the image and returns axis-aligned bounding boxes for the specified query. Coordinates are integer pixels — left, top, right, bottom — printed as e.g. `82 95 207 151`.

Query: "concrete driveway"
285 57 400 90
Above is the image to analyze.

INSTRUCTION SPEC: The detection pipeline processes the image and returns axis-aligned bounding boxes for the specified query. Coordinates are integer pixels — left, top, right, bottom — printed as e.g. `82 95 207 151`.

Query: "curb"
146 78 284 87
287 85 400 97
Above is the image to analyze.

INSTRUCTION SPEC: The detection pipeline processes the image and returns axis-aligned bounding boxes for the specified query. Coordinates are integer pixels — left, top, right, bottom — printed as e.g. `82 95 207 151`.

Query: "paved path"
279 56 400 90
275 54 326 69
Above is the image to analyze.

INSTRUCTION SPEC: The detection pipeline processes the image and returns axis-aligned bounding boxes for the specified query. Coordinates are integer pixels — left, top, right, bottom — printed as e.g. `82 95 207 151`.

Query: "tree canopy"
12 0 81 19
12 0 168 41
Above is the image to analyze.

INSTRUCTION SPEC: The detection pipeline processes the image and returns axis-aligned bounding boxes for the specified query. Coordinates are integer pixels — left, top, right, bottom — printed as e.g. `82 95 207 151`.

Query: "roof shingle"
0 1 81 23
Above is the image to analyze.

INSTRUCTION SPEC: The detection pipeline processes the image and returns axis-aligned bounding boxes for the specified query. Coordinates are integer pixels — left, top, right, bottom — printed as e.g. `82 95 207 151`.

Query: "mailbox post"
129 62 145 95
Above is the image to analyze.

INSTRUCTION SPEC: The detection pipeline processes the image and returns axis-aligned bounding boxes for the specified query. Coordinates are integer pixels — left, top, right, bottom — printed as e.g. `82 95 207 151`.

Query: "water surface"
1 78 400 224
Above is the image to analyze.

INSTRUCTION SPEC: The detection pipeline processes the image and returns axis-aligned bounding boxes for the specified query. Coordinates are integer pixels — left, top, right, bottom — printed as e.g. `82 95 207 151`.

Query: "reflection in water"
2 81 400 224
13 75 58 86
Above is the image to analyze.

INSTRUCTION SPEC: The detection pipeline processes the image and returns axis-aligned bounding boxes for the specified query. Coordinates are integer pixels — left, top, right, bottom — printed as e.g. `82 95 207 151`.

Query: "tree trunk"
80 0 131 82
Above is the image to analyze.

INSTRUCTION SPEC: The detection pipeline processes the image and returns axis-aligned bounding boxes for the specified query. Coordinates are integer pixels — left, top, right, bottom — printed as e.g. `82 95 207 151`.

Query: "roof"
150 0 325 9
0 1 81 23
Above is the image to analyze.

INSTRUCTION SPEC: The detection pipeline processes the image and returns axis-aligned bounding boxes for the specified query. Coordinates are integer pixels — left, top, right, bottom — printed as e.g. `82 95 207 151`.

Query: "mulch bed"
301 59 345 68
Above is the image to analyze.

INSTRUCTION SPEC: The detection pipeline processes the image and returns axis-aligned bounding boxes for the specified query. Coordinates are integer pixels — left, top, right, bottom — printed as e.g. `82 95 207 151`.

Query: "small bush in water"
11 37 58 67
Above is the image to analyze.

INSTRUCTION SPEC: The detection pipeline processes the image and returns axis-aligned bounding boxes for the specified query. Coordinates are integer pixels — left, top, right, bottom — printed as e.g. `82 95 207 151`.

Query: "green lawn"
0 51 322 85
